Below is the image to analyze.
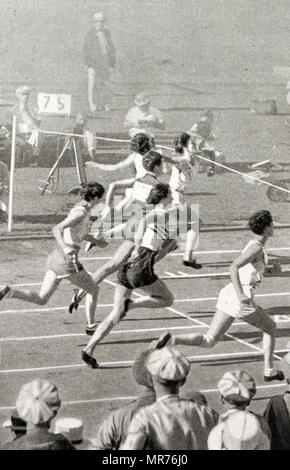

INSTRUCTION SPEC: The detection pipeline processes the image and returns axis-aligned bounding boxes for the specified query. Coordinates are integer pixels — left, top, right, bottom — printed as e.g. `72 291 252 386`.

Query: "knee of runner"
38 297 49 306
201 334 216 348
111 310 125 325
154 292 174 307
266 318 276 335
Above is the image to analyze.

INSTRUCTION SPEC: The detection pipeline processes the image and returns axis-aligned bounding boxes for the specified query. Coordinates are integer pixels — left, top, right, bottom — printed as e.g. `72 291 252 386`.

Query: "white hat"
147 347 190 382
15 85 31 97
94 11 104 21
16 379 61 425
54 417 83 443
208 411 270 450
218 370 256 404
134 92 150 106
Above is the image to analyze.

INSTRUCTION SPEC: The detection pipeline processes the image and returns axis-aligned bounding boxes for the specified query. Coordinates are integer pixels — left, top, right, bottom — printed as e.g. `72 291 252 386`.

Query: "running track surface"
1 230 290 444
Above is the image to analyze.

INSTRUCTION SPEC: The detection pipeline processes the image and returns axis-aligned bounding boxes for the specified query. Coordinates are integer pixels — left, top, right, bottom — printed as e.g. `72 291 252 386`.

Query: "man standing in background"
84 11 116 113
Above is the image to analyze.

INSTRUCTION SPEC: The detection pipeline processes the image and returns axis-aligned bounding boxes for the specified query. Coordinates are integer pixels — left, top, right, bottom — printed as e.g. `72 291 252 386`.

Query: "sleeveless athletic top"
132 153 147 179
239 239 268 286
63 203 91 247
141 206 169 252
169 156 195 194
131 173 160 205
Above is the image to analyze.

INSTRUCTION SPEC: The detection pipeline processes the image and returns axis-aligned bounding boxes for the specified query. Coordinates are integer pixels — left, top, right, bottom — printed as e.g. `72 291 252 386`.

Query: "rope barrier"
37 128 290 196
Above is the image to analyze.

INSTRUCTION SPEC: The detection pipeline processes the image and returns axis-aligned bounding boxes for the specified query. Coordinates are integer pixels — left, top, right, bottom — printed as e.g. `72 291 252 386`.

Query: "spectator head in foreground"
208 410 270 450
16 379 61 427
218 370 256 409
146 346 190 395
2 410 27 440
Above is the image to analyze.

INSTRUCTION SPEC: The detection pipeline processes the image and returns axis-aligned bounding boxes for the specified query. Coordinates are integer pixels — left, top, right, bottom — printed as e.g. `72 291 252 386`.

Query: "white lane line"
164 271 175 277
1 291 290 316
103 279 282 361
0 324 202 343
0 382 285 412
177 271 188 276
80 246 290 261
0 349 288 375
3 317 290 344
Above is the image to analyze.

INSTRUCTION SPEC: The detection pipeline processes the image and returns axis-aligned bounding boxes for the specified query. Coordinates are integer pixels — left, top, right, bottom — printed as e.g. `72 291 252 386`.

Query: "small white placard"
37 93 71 115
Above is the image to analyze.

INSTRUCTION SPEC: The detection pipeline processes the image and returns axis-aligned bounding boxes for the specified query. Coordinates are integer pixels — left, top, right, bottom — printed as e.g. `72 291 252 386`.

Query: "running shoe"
82 351 98 369
86 323 98 336
264 370 285 382
152 332 172 349
68 289 80 314
0 285 10 301
183 259 202 269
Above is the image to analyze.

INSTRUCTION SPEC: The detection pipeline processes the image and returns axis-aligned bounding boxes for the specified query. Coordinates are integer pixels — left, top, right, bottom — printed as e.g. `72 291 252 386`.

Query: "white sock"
264 368 276 377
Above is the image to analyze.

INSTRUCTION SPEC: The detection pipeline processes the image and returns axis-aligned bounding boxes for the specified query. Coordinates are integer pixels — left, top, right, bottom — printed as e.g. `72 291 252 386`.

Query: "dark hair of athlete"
146 183 170 206
248 210 273 235
142 150 163 172
79 182 105 201
174 132 192 154
130 133 152 155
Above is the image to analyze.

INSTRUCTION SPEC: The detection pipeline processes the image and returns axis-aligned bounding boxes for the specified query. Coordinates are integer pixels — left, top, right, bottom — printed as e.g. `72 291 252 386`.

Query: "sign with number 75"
37 93 71 115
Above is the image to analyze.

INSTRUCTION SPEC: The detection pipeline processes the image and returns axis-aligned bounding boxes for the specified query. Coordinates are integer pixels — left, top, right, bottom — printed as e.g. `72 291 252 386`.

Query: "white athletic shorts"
216 282 258 318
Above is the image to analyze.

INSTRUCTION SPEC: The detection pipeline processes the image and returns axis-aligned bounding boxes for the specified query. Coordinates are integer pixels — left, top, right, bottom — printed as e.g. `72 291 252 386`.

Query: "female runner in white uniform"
82 183 176 368
168 132 201 269
156 210 284 382
86 132 153 215
68 151 165 313
0 182 105 334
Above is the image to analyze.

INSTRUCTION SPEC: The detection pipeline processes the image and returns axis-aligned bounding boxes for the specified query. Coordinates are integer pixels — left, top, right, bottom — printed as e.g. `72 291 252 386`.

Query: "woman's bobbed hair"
174 132 192 154
130 133 152 155
79 182 105 201
146 183 170 206
248 210 273 235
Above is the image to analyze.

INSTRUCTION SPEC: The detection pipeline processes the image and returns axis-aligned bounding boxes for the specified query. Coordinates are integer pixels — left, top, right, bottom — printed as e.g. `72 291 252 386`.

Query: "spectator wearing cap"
263 352 290 450
208 410 270 450
120 347 217 450
89 349 156 450
124 92 165 138
217 370 271 439
4 85 41 167
0 379 75 450
83 11 116 113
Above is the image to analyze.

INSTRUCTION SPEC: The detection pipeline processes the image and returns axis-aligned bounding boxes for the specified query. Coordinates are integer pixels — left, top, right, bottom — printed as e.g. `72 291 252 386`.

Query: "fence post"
7 115 17 232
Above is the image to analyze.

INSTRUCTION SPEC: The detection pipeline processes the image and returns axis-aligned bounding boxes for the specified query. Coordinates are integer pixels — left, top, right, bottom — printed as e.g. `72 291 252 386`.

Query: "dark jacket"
0 427 75 450
92 389 156 450
263 394 290 450
83 28 116 70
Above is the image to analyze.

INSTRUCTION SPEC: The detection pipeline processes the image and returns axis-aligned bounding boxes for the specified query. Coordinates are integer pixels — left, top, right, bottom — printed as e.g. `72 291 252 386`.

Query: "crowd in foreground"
1 344 290 451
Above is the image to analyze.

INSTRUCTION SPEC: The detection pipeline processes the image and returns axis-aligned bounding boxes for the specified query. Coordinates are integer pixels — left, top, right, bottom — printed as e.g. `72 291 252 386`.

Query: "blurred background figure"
0 379 75 450
124 92 165 138
84 11 116 113
3 86 41 167
208 410 270 450
73 113 96 161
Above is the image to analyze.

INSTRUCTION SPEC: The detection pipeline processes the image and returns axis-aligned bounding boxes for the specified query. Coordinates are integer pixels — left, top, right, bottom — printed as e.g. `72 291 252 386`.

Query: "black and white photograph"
1 0 290 454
